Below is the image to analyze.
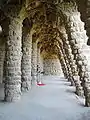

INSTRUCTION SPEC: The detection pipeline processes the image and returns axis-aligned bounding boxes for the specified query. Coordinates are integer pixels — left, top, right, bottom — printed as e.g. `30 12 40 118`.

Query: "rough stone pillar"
62 7 90 106
37 47 41 72
58 47 69 79
31 41 37 84
43 54 62 75
66 44 83 95
37 47 41 83
86 0 90 45
0 39 5 83
59 56 68 78
4 19 22 102
61 46 75 86
21 30 32 92
58 36 74 85
58 27 83 96
40 55 43 73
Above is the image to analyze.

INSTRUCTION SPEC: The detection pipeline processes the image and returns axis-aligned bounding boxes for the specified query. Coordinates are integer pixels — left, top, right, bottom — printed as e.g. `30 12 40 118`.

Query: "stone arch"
0 0 90 107
40 41 63 76
57 1 90 106
1 3 28 102
21 17 33 91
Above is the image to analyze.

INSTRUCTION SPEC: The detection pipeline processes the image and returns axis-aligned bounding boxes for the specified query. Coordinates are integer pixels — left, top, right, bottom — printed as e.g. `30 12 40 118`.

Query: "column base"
4 96 21 102
31 75 37 85
4 84 21 102
85 97 90 107
75 86 84 97
69 77 75 86
85 88 90 107
21 81 31 92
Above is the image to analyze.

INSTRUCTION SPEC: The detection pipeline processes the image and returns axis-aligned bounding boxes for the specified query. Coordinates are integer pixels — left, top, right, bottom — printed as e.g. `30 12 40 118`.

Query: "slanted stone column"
58 27 83 96
37 47 41 72
31 41 37 84
0 38 5 84
40 54 43 74
86 0 90 45
4 19 22 102
37 47 41 83
58 47 69 79
66 14 90 106
58 36 74 85
61 45 75 86
65 45 83 96
60 3 90 106
59 56 68 78
21 29 32 91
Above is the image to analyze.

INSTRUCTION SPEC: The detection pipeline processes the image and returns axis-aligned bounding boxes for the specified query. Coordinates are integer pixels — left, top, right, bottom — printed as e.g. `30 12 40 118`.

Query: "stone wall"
86 0 90 45
4 19 22 102
78 0 90 45
31 42 37 75
40 55 43 72
21 28 32 91
43 57 62 75
76 0 90 45
0 39 5 83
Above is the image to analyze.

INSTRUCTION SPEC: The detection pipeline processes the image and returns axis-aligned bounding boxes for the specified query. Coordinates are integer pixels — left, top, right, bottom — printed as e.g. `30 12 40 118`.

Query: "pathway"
0 76 90 120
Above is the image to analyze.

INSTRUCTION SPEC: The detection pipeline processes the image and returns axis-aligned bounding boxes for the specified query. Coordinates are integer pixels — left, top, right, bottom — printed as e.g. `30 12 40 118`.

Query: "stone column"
59 57 68 78
31 41 37 84
58 36 74 85
0 38 5 84
61 45 75 86
21 30 32 91
86 0 90 45
37 47 41 83
4 19 22 102
37 47 41 72
64 10 90 106
58 47 69 79
40 55 43 74
58 27 83 96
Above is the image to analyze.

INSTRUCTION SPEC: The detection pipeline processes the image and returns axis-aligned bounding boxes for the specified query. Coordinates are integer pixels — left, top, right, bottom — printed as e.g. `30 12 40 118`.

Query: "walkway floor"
0 76 90 120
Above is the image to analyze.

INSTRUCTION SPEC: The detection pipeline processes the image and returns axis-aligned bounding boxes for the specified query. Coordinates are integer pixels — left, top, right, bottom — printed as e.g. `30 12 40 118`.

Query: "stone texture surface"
43 56 62 75
0 0 90 107
4 19 22 102
31 42 37 82
37 48 44 82
58 49 69 79
86 0 90 45
0 41 5 83
40 55 43 73
59 26 84 96
37 48 41 73
21 29 32 92
64 10 90 106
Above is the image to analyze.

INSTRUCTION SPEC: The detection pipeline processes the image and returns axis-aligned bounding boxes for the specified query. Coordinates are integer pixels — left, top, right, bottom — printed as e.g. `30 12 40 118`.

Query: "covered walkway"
0 76 90 120
1 0 90 107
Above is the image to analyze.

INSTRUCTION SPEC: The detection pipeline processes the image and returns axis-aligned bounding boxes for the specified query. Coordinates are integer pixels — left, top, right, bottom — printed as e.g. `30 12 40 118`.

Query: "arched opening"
0 0 90 110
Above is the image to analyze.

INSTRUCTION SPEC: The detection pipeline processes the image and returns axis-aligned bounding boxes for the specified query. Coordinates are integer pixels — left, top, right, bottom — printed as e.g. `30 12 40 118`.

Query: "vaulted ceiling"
0 0 88 55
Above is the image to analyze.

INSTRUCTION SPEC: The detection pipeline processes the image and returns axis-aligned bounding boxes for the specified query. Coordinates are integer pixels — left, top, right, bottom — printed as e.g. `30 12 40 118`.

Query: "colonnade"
0 1 90 107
